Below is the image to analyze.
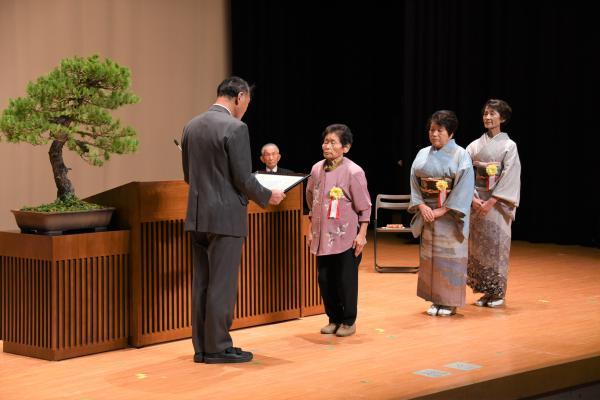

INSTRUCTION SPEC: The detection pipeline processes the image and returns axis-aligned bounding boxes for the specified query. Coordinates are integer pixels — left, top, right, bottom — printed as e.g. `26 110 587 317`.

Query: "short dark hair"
482 99 512 125
217 76 252 98
427 110 459 136
322 123 353 146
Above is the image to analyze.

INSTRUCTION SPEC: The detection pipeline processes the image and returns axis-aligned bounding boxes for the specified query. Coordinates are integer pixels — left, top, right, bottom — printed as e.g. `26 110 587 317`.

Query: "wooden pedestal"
0 230 130 360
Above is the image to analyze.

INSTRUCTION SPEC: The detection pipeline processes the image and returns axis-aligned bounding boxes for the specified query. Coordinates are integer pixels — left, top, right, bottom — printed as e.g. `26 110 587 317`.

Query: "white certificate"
254 172 309 193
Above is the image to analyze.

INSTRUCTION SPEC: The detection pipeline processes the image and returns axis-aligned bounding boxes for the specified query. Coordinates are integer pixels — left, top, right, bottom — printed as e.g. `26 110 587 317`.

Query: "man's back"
182 105 269 236
183 76 285 365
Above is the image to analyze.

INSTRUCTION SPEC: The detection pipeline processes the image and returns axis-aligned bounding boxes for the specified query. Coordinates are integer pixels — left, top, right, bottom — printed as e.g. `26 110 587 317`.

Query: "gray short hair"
261 143 280 155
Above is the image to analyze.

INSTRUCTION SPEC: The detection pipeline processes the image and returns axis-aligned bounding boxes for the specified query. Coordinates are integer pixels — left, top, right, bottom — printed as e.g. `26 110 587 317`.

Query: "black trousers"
317 248 362 326
190 231 244 354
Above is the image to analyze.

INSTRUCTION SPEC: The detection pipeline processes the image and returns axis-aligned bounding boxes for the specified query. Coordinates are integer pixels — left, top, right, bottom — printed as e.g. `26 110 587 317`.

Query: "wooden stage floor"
1 236 599 400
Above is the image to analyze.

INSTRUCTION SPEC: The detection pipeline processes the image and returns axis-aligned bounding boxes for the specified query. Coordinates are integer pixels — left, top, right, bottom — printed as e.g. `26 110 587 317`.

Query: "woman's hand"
353 232 367 257
418 204 435 223
477 197 497 216
353 221 369 257
472 196 484 211
432 207 448 219
306 220 313 247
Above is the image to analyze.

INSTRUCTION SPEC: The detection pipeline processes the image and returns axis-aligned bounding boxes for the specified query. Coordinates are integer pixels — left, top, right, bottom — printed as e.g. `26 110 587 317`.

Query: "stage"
1 236 599 399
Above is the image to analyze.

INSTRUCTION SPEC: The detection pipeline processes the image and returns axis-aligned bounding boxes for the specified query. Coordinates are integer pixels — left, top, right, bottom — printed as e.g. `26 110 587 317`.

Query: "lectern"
87 180 321 347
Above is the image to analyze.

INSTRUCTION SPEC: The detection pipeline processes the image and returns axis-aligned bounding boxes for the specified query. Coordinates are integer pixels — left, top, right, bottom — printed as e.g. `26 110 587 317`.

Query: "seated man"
258 143 294 174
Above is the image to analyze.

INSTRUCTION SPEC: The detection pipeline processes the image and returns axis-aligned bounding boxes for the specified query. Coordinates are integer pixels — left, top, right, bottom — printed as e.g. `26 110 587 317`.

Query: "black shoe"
193 352 204 363
203 347 253 364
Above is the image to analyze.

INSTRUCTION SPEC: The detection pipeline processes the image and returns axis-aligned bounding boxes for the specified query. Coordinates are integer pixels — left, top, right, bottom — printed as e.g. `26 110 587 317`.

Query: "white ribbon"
328 198 340 219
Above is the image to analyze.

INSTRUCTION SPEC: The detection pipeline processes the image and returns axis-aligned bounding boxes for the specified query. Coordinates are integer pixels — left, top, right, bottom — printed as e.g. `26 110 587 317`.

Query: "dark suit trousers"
317 248 362 326
191 232 244 354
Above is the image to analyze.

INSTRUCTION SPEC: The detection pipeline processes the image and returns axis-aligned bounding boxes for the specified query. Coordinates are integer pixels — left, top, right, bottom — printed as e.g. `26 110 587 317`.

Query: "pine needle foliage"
0 55 141 207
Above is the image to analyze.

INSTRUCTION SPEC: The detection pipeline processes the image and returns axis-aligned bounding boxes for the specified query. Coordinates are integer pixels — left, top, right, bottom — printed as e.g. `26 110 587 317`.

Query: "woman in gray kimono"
409 110 474 317
467 99 521 308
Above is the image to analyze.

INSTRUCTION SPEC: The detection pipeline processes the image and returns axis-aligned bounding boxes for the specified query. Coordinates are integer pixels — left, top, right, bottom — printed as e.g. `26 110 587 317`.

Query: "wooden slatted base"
137 220 192 345
86 181 322 348
301 218 323 316
0 230 130 360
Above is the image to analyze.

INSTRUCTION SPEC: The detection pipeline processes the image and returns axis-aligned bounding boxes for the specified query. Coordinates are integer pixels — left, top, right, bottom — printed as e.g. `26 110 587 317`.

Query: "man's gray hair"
261 143 280 155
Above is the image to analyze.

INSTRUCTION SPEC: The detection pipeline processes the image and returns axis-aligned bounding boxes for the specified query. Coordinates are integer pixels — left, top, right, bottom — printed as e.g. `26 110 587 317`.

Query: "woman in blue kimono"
409 110 474 317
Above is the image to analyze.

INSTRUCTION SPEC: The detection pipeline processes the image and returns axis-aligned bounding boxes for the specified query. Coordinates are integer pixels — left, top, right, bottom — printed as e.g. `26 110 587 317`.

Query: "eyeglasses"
322 141 341 147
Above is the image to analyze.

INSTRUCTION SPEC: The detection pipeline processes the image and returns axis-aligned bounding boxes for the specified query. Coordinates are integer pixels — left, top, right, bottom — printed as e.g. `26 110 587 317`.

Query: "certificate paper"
255 172 309 193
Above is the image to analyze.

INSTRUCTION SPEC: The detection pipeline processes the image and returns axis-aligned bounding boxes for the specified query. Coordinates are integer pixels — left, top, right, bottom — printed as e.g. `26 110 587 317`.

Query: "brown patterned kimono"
466 132 521 298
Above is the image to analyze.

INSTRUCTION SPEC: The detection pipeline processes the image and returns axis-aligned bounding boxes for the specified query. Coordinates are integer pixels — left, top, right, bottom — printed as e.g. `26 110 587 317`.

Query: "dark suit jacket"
182 105 271 237
257 167 295 175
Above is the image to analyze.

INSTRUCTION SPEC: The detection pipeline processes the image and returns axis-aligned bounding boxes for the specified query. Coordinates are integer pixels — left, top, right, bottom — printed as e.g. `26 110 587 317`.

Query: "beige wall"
0 0 229 229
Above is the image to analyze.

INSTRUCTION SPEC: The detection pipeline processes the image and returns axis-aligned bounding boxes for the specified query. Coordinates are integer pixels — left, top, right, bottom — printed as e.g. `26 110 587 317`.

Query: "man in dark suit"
182 77 285 364
258 143 294 174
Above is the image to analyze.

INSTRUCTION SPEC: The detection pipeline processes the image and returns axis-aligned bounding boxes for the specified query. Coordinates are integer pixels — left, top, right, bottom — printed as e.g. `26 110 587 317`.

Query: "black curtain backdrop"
230 1 600 247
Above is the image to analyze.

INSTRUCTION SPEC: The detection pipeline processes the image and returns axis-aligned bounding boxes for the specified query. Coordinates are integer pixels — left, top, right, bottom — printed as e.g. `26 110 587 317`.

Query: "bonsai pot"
12 207 115 235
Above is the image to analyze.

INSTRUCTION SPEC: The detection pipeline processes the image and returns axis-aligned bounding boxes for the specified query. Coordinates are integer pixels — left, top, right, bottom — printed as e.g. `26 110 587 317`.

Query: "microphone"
174 139 182 151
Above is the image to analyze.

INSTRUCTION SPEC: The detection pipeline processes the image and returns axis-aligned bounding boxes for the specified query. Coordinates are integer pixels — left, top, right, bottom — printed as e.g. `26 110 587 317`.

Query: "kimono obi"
419 177 454 197
473 161 501 191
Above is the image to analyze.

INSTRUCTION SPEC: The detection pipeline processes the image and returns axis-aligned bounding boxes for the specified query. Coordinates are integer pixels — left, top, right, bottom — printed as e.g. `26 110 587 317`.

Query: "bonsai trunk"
49 140 75 200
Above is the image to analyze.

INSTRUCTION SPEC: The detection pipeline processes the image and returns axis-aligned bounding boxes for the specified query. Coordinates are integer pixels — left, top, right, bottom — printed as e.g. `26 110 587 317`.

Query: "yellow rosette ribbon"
436 179 448 207
486 164 498 176
435 180 448 191
328 186 343 219
485 164 499 190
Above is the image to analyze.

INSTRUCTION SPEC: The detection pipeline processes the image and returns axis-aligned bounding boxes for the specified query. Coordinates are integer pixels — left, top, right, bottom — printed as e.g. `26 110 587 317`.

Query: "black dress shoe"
193 352 204 363
203 347 253 364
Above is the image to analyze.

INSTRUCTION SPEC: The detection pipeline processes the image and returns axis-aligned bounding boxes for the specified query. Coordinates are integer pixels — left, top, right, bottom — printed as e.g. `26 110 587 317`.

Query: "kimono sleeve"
445 152 474 217
444 150 474 240
491 142 521 207
408 150 426 238
408 149 426 213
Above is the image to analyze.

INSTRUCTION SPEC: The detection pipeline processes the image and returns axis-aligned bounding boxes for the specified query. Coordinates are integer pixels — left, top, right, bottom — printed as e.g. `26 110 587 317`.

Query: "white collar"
267 166 278 173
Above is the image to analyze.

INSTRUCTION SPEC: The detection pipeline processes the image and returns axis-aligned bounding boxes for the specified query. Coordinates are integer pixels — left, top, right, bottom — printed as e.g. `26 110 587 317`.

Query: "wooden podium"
87 180 322 347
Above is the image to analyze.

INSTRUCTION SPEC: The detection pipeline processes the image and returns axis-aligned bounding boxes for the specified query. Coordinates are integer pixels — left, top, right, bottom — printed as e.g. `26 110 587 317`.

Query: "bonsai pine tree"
0 55 140 210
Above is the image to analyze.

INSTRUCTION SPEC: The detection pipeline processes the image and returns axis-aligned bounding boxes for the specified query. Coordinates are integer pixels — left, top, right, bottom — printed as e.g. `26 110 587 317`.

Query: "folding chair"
373 194 419 273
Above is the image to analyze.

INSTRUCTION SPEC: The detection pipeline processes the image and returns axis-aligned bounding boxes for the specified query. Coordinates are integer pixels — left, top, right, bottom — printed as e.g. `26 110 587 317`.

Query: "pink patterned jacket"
306 158 371 256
